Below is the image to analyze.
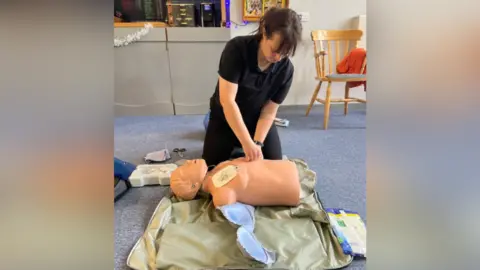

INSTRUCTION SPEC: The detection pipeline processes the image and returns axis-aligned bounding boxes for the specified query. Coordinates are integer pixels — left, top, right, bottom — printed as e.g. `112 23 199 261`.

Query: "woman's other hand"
242 140 263 161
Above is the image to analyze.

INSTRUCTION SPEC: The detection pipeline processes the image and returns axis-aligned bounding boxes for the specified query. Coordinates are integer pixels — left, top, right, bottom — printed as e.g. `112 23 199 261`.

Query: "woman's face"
261 32 284 63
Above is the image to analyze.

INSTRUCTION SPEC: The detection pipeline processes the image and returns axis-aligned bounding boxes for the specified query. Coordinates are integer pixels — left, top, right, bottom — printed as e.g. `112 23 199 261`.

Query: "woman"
202 8 302 167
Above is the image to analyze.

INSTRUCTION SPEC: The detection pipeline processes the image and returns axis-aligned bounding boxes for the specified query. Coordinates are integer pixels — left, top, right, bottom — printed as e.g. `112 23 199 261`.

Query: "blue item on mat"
114 157 137 180
203 111 210 131
217 202 276 265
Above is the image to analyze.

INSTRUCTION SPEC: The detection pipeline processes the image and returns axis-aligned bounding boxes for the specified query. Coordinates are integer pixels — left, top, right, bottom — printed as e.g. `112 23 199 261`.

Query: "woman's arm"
254 101 279 143
254 65 294 143
217 39 255 147
219 76 253 147
216 38 260 161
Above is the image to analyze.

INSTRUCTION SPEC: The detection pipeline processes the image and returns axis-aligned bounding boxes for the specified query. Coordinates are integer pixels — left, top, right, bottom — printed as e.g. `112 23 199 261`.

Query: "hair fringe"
250 8 302 57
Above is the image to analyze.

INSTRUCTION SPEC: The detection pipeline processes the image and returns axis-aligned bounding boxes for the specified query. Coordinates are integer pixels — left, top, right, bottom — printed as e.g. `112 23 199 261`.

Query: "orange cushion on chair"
336 48 367 90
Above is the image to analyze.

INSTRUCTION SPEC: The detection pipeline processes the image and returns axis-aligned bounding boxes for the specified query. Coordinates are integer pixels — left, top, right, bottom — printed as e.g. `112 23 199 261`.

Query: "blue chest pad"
217 202 276 265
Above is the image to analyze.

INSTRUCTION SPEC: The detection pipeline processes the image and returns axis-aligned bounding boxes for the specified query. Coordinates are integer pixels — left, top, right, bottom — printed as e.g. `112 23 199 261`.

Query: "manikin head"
256 7 302 63
170 159 208 200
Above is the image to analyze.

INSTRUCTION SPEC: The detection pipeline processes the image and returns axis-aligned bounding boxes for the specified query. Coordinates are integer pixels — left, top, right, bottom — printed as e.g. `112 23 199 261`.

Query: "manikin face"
181 159 208 181
260 32 284 63
170 159 208 200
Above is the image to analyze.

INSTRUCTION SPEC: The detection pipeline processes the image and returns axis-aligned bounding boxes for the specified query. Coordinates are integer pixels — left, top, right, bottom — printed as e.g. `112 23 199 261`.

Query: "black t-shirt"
209 35 294 123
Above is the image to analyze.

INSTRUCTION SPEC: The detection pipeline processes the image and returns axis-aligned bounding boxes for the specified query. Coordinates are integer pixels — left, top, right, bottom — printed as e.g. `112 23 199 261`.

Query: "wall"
229 0 366 105
114 27 230 116
167 28 231 115
115 28 174 116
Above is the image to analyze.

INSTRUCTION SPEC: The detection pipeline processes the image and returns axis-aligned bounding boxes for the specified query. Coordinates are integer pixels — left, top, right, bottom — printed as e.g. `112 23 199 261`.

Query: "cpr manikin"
170 158 301 266
170 158 301 207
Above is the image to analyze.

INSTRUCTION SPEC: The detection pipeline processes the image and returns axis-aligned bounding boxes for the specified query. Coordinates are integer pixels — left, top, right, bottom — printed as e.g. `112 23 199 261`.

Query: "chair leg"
323 82 332 130
306 81 322 116
344 83 350 115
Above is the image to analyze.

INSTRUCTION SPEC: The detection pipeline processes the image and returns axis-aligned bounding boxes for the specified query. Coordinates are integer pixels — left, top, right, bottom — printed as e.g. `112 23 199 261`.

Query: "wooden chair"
306 30 367 130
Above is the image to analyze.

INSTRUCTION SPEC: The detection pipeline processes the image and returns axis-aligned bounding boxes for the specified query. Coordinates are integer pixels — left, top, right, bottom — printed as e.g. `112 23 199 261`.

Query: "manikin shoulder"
212 187 237 207
206 158 248 190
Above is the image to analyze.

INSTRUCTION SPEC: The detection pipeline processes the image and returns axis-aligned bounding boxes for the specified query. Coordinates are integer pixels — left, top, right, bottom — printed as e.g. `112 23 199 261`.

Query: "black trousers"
202 117 282 167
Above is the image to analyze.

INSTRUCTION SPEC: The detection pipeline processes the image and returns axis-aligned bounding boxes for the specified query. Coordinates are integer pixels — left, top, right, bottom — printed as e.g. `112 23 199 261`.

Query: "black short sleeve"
218 39 244 84
270 64 294 104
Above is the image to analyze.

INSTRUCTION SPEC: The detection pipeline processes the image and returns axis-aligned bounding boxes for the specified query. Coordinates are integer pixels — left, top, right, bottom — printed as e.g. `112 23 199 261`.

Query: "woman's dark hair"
254 7 303 57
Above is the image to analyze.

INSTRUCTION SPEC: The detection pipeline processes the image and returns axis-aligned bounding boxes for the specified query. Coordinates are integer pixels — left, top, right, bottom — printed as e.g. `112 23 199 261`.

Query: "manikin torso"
201 158 300 207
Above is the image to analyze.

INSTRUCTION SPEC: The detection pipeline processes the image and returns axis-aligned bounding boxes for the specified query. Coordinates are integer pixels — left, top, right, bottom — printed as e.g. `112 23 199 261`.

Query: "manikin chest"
205 160 300 207
211 165 239 188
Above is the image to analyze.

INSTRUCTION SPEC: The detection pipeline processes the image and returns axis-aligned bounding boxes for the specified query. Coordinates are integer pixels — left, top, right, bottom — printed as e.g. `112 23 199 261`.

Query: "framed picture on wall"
263 0 288 13
243 0 263 21
242 0 289 22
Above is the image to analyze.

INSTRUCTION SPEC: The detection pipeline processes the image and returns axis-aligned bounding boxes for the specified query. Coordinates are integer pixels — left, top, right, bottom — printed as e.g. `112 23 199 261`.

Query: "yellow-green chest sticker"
212 165 238 188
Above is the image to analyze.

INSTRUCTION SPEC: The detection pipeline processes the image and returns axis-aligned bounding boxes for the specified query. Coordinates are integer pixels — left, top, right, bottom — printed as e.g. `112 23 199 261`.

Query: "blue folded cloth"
217 202 276 265
114 157 136 180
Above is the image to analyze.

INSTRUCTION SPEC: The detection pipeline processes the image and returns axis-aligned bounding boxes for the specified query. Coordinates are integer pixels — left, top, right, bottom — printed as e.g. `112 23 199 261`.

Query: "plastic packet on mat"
326 208 367 257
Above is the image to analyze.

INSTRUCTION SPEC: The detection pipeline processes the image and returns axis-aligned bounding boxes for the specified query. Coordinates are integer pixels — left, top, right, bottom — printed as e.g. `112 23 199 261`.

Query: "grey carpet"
114 104 366 270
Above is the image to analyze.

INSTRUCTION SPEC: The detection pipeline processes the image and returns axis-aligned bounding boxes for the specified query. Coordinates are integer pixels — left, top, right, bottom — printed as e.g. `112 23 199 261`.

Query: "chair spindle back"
311 30 363 78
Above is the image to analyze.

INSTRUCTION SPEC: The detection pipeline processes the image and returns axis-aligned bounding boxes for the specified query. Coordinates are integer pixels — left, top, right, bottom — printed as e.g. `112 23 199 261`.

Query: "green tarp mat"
127 159 353 270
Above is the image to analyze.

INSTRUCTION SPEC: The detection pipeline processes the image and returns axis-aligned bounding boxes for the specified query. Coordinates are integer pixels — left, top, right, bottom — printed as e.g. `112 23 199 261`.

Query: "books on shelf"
115 0 168 22
115 0 223 27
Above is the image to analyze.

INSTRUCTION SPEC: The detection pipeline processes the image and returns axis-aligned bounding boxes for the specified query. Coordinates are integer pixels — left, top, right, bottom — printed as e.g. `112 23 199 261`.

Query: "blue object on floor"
114 157 136 202
114 157 137 180
203 111 210 131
